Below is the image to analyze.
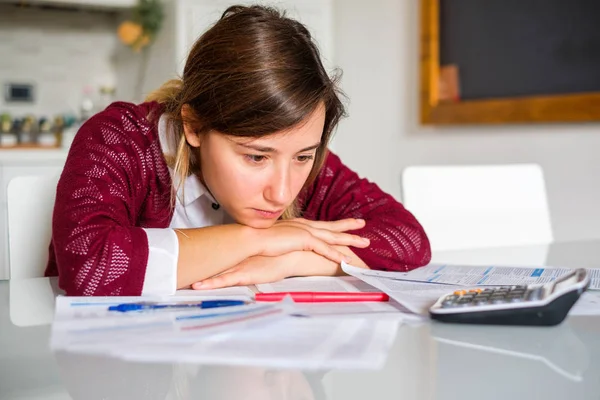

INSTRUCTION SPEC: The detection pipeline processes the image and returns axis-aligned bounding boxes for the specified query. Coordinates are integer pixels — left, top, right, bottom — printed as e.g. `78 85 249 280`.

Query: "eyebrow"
237 142 321 153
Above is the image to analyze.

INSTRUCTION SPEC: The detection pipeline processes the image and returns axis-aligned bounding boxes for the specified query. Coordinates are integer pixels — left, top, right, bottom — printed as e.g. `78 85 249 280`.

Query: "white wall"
0 5 119 117
332 0 600 242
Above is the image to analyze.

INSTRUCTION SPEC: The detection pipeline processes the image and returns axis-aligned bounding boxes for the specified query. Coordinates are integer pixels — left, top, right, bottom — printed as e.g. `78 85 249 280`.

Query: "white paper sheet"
342 263 456 315
119 317 401 370
256 276 362 293
175 286 256 298
53 295 253 320
343 262 600 316
257 276 416 319
370 263 600 290
50 294 401 370
51 296 291 353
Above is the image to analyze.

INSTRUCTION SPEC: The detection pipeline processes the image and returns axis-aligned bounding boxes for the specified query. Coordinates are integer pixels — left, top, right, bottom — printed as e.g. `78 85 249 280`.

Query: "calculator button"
454 290 467 296
473 298 489 305
441 300 457 308
526 288 543 301
508 297 524 303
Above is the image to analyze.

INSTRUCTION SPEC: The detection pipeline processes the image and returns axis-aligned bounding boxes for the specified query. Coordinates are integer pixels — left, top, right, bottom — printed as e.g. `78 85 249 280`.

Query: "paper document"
257 276 416 319
342 263 456 315
50 294 400 370
119 317 401 370
352 263 600 290
256 276 363 293
175 286 255 298
343 262 600 316
51 296 290 353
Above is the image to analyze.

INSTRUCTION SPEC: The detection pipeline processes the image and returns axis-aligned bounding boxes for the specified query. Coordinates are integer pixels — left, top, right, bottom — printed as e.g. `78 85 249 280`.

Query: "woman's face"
184 104 325 228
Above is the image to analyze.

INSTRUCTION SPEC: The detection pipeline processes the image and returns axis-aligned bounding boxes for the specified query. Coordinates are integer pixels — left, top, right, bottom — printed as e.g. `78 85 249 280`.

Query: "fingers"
288 218 369 247
292 218 366 232
305 237 353 265
193 271 245 290
310 228 370 248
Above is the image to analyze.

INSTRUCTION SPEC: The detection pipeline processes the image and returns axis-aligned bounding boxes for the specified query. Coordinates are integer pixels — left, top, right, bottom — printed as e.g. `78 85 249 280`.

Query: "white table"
1 240 599 400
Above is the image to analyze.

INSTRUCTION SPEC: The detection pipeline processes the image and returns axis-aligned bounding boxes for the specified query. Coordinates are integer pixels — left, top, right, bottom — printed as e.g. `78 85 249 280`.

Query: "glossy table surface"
1 240 599 400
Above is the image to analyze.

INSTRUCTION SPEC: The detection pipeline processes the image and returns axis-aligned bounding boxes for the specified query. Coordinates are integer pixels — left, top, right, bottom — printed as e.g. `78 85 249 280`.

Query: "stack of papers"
49 286 402 370
51 296 290 353
116 317 400 370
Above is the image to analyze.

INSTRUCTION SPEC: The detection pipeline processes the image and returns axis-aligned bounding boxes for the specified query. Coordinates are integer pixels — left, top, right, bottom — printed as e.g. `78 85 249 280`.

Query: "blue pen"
108 300 246 313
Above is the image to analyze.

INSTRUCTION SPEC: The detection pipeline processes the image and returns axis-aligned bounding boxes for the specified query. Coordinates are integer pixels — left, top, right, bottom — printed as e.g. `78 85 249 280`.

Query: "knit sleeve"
300 151 431 272
50 102 170 296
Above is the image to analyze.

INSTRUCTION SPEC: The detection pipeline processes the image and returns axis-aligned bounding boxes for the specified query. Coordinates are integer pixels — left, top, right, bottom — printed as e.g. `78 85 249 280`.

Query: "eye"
245 154 267 163
296 154 314 163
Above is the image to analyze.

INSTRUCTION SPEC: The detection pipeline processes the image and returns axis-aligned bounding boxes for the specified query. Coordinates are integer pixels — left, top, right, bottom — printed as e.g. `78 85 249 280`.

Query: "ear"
181 104 202 148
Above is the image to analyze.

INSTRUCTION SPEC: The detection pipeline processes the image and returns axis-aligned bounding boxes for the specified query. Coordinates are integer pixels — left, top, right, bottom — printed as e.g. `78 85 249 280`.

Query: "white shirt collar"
158 114 217 206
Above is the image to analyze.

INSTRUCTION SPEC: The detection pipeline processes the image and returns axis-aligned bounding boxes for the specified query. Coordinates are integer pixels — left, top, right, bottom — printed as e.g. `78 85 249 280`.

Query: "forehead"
231 105 326 149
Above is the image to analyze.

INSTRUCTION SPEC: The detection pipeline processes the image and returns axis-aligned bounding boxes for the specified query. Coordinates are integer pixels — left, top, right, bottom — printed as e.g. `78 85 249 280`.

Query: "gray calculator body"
429 268 590 326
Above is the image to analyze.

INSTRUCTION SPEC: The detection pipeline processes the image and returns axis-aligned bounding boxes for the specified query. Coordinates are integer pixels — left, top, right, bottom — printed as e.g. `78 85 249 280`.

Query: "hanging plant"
116 0 165 100
118 0 164 53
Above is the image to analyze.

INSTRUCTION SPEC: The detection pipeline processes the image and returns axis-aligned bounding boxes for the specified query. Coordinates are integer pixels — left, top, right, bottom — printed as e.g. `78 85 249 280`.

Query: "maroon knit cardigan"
45 102 430 295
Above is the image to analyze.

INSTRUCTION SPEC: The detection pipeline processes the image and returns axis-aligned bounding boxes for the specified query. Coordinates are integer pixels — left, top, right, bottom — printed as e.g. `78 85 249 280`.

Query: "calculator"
429 268 590 326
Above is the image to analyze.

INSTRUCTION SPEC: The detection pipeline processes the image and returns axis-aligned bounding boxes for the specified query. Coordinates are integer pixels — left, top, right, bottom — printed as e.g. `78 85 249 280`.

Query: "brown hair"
147 4 346 218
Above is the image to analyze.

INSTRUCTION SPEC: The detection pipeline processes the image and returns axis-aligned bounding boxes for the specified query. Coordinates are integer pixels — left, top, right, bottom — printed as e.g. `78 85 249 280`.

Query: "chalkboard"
439 0 600 101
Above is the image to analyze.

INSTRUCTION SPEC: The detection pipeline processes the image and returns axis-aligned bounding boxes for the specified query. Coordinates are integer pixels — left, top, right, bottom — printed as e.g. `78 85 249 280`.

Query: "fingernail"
344 256 352 263
362 237 370 244
193 282 203 289
356 219 365 224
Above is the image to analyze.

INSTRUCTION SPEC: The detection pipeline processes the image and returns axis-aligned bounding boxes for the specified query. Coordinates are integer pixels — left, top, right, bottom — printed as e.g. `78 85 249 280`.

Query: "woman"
46 5 430 296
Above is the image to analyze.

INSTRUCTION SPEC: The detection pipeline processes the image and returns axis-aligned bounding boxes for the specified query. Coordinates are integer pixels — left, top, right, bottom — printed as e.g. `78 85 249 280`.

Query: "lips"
253 208 283 218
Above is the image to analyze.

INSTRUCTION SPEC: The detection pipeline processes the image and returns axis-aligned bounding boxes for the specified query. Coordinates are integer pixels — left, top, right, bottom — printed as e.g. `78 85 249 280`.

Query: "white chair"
7 174 61 326
401 164 553 264
7 174 60 279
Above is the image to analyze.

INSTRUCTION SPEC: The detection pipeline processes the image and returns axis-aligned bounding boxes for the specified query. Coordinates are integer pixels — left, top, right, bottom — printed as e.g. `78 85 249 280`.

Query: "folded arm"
300 151 431 271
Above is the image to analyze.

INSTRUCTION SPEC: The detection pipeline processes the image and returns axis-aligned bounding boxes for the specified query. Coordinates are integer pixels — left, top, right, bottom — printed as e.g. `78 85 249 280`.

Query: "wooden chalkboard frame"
420 0 600 125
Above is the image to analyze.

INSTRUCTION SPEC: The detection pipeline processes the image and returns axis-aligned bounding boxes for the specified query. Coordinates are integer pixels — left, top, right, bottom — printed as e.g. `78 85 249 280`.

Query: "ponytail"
145 78 183 103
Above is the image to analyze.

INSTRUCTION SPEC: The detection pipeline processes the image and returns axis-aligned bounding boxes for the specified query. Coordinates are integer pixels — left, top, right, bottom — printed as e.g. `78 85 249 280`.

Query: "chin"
242 218 278 229
232 214 278 229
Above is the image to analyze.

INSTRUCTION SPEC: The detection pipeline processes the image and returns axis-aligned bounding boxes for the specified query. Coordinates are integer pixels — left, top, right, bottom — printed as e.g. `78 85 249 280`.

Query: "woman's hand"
192 251 308 290
255 218 370 265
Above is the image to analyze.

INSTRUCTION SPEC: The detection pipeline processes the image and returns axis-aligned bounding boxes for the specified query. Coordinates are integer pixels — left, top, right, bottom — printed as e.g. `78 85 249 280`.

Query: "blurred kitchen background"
0 0 333 149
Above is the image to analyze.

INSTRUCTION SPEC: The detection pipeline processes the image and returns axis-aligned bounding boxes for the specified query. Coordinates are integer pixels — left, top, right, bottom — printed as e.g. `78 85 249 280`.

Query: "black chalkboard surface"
439 0 600 101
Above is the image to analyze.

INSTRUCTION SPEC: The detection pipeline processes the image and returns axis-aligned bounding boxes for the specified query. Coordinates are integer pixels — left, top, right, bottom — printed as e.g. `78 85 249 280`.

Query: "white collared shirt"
141 115 228 295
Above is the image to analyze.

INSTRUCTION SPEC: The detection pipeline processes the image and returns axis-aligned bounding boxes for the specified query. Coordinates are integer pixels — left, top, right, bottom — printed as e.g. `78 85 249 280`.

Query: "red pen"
254 292 389 303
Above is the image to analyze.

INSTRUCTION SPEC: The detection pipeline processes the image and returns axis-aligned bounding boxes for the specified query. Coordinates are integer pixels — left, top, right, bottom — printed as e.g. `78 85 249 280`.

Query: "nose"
264 164 293 206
